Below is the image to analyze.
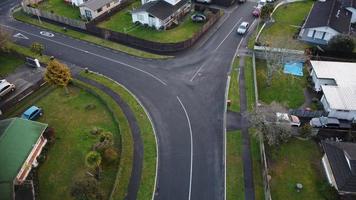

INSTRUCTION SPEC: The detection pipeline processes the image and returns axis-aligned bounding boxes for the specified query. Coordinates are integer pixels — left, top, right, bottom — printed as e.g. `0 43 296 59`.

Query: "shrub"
90 127 103 135
328 34 355 53
71 175 103 200
299 124 312 137
30 42 44 55
103 147 118 163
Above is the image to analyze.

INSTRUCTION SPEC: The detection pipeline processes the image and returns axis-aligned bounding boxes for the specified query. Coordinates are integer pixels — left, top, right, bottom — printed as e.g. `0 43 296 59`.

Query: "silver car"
237 22 249 35
310 117 340 128
0 79 15 98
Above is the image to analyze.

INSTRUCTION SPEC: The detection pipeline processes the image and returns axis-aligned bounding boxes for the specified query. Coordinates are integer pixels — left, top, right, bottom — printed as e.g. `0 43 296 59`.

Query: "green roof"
0 118 47 200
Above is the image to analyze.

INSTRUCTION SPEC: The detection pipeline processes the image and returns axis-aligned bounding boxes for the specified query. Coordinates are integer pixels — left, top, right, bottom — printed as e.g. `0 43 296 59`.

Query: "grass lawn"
80 72 156 200
227 131 244 200
0 53 24 78
258 1 313 50
6 42 51 63
245 57 255 111
228 57 240 112
98 2 205 43
13 10 169 59
256 59 306 108
37 0 81 20
250 132 264 200
268 139 326 200
7 86 119 200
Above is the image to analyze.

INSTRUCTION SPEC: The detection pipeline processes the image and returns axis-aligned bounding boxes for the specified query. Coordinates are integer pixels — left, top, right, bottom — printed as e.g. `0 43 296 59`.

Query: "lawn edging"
79 71 158 200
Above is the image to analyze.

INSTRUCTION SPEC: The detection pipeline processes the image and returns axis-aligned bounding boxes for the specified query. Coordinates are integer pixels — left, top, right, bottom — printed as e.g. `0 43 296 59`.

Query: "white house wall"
311 70 336 91
306 26 339 42
132 11 163 29
80 0 122 20
71 0 84 6
347 7 356 23
322 95 356 120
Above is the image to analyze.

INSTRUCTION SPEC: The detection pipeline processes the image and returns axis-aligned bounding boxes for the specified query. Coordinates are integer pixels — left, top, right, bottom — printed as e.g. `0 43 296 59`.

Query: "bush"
90 127 103 135
103 147 118 163
328 34 355 53
71 175 103 200
299 124 312 137
30 42 44 55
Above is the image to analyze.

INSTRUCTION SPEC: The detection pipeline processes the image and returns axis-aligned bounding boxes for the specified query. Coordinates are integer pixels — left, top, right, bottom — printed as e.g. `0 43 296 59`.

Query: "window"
314 31 324 39
0 85 9 93
307 30 314 37
85 10 92 19
97 7 103 12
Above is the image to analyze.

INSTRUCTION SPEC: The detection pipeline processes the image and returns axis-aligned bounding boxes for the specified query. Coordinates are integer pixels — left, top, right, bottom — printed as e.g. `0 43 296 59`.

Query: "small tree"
71 175 103 200
328 34 355 53
260 4 275 21
44 59 72 94
93 131 114 152
30 42 44 55
85 151 102 179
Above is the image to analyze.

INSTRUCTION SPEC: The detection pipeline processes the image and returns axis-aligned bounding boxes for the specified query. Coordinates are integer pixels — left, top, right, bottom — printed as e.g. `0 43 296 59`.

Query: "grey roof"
133 0 188 20
80 0 118 11
322 141 356 193
303 0 352 34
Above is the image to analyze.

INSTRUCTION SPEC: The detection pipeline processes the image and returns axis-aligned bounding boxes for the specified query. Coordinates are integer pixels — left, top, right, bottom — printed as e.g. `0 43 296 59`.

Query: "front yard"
37 0 81 20
268 139 327 200
0 53 24 78
98 1 205 43
258 1 313 50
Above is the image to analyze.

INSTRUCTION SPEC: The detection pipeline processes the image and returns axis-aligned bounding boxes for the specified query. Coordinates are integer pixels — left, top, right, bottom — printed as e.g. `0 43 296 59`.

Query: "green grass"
6 42 51 63
256 59 306 108
258 1 313 50
245 57 255 111
228 57 240 112
227 131 244 200
269 139 326 200
37 0 81 20
6 86 118 199
0 53 24 78
80 72 156 200
13 10 169 59
98 2 205 43
250 132 264 200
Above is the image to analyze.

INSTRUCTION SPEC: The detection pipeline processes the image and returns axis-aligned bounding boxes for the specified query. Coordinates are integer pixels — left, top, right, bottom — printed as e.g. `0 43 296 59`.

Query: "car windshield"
239 25 246 29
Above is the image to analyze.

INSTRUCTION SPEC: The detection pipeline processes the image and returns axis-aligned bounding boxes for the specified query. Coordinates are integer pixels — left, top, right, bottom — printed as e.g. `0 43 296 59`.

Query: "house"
79 0 123 20
0 118 48 200
310 60 356 120
132 0 191 30
299 0 356 45
322 141 356 195
64 0 85 6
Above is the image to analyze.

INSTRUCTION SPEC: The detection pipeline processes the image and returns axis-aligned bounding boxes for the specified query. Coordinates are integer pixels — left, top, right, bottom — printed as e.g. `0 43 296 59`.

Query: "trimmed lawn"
256 59 306 108
13 10 169 59
98 2 205 43
227 131 244 200
6 42 51 63
268 139 326 200
258 1 313 50
37 0 81 20
250 133 264 200
245 57 255 111
228 57 240 112
0 53 24 78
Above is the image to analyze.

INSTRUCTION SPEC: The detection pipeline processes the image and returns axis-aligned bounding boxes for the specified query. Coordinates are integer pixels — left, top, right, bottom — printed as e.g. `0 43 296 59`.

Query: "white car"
195 0 212 3
237 22 249 35
0 79 15 98
276 112 301 127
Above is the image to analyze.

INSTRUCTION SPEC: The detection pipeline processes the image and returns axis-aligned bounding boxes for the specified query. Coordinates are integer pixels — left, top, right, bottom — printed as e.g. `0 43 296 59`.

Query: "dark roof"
80 0 118 10
133 0 188 20
303 0 352 34
322 141 356 192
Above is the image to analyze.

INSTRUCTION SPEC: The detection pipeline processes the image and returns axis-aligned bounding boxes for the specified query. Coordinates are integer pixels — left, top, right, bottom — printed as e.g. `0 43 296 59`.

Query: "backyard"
6 86 119 200
37 0 82 20
0 53 24 78
98 1 205 43
256 59 307 108
258 1 313 50
268 139 328 200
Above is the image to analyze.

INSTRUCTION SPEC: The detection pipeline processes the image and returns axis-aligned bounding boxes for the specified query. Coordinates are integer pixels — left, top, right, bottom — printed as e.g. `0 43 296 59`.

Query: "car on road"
22 106 43 120
237 22 249 35
310 117 340 128
0 79 15 98
252 4 263 17
276 112 301 127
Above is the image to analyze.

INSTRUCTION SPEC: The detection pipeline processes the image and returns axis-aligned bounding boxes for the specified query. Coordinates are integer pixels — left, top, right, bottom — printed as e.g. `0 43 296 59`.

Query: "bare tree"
246 102 292 146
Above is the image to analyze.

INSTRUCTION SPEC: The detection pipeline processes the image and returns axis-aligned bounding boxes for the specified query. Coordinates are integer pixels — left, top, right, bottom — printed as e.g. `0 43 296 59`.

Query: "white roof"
311 60 356 110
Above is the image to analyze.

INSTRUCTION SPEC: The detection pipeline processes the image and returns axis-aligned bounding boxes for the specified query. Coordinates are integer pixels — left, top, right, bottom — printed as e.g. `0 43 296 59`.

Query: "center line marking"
214 17 243 51
177 96 193 200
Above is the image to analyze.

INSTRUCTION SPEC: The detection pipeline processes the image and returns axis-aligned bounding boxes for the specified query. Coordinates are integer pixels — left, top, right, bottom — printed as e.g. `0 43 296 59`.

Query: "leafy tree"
260 4 275 21
103 147 118 163
71 175 103 200
85 151 102 169
93 131 114 152
44 59 72 93
246 102 292 146
328 34 355 53
0 27 10 51
30 42 44 55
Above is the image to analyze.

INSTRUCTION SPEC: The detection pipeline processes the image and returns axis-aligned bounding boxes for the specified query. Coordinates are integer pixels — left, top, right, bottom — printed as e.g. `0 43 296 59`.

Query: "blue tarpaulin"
284 62 303 76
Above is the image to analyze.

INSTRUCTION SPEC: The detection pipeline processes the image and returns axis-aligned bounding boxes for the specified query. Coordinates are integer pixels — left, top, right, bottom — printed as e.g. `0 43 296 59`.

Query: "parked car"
258 0 267 6
252 4 263 17
276 112 301 127
237 22 249 35
310 117 340 128
0 79 15 98
191 13 207 23
22 106 43 120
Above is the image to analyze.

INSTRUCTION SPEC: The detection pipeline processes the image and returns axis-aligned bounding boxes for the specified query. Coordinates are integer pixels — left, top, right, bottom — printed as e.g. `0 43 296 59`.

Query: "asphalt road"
0 1 257 199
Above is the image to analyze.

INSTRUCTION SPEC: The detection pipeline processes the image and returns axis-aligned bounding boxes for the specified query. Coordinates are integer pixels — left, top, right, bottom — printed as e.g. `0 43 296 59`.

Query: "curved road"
0 1 256 199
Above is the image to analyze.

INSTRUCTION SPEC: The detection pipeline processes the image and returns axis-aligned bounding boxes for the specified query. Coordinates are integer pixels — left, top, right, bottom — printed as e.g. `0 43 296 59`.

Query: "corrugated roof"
133 0 188 20
80 0 118 11
0 118 47 200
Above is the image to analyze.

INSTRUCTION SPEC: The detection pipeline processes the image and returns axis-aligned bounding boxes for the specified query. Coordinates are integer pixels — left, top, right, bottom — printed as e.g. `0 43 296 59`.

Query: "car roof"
241 22 249 26
23 106 40 116
0 81 11 90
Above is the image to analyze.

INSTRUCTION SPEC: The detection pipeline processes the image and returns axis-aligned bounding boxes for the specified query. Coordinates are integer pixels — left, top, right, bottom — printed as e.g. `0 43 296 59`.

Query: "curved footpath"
76 75 143 200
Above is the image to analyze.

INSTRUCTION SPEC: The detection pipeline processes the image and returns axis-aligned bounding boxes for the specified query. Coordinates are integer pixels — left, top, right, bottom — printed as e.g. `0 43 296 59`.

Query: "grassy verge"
37 0 81 20
6 42 51 63
80 71 156 200
226 131 244 200
13 10 170 59
256 59 306 108
0 53 24 78
98 2 205 43
245 57 255 111
268 139 327 200
228 57 240 112
250 131 264 200
258 1 313 50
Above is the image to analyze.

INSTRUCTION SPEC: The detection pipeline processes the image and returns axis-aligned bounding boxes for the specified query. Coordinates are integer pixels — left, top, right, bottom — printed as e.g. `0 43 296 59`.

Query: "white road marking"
1 24 167 86
214 17 243 51
13 33 29 40
40 31 54 37
189 62 208 82
176 96 193 200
